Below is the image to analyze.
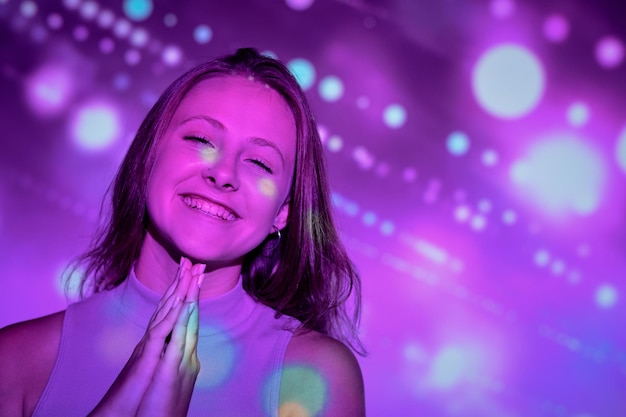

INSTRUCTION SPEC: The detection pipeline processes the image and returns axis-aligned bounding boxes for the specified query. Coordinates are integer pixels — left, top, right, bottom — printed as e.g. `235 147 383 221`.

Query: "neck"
134 232 242 299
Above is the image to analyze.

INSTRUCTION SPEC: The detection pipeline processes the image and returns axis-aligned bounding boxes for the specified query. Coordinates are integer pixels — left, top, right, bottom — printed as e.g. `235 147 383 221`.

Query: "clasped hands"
89 257 205 417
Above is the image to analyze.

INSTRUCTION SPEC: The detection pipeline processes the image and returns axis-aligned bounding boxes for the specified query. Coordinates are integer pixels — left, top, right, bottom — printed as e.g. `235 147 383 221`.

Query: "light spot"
285 0 315 11
543 14 569 43
478 199 492 213
97 9 115 28
356 96 370 109
454 205 471 222
100 37 115 54
123 0 153 21
113 18 132 38
71 102 121 151
470 215 486 231
362 211 377 226
287 58 316 90
502 209 517 225
380 221 395 235
510 134 607 216
124 49 141 66
595 36 624 69
383 104 407 129
79 1 99 20
490 0 515 19
352 146 375 170
258 178 277 198
412 239 448 264
47 13 63 29
163 13 177 27
616 126 626 174
534 249 550 267
195 325 237 388
24 64 74 117
402 167 417 182
129 28 149 48
567 102 590 127
318 75 344 102
447 131 470 156
73 26 89 41
278 366 327 416
595 284 618 308
472 43 545 119
162 45 183 66
194 24 213 44
20 1 37 18
63 0 81 9
551 260 565 275
326 135 343 152
428 346 475 389
482 149 498 166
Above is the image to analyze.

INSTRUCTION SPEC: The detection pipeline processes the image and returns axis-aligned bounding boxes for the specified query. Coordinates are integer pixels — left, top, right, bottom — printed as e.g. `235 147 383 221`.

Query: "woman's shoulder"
0 311 65 417
282 330 365 416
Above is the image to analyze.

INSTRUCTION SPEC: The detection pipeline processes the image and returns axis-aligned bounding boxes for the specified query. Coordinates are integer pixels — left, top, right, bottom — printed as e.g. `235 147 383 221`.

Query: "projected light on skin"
318 76 344 102
24 64 74 117
123 0 153 21
383 104 407 129
270 365 327 417
71 103 121 151
595 36 624 69
616 126 626 174
258 178 277 198
510 134 607 216
287 58 316 91
472 43 545 119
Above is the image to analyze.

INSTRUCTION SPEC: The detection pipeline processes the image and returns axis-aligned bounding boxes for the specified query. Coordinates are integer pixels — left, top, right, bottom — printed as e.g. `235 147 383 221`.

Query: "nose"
203 150 240 191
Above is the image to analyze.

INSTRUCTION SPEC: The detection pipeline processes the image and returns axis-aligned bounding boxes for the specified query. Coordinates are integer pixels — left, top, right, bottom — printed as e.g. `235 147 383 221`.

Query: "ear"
273 201 290 231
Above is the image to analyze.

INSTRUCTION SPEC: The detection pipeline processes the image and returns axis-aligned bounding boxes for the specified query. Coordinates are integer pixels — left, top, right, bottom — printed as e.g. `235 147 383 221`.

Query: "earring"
272 225 281 241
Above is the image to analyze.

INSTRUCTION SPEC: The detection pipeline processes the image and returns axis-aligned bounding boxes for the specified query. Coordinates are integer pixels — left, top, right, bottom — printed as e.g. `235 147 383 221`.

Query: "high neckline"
117 268 257 337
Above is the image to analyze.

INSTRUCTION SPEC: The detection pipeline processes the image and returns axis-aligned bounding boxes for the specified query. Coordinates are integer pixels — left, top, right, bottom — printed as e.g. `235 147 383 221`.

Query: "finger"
162 301 195 368
187 263 206 304
148 258 193 329
183 297 199 366
142 295 185 359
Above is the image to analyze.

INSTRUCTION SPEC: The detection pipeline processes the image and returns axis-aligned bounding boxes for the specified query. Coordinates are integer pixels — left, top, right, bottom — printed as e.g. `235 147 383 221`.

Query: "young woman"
0 48 365 417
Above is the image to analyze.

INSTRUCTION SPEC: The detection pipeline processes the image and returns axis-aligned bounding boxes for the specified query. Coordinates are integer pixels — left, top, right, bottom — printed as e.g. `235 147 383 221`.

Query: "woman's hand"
88 257 205 417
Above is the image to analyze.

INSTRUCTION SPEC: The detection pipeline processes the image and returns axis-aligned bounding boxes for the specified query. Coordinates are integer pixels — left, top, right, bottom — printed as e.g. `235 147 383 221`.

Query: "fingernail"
187 302 197 315
197 273 205 288
173 296 181 307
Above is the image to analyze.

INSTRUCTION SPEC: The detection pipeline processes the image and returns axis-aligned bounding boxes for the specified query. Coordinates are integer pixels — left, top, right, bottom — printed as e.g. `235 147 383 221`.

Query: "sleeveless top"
33 270 297 417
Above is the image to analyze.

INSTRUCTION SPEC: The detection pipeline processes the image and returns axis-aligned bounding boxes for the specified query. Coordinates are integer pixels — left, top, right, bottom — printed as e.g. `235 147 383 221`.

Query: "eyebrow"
180 115 285 167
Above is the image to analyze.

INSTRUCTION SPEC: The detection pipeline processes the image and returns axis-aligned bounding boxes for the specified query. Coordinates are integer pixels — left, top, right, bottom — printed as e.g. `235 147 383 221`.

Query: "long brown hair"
70 48 364 354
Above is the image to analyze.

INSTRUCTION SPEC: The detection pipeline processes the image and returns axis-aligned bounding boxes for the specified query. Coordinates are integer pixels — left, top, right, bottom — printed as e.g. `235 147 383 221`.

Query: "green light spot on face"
200 147 219 163
258 177 277 198
279 365 327 416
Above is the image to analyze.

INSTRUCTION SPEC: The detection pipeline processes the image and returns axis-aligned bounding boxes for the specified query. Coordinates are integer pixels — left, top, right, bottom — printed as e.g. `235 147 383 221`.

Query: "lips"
182 195 238 221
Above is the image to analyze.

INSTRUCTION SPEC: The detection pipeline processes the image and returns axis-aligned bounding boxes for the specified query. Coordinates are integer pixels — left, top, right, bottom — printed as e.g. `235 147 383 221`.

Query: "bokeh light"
510 134 607 216
194 24 213 44
318 75 344 102
490 0 515 19
595 284 618 309
502 209 517 225
113 18 132 38
162 45 183 66
595 36 624 69
79 1 99 20
567 102 590 127
97 9 115 28
482 149 498 166
163 13 177 27
285 0 315 11
24 64 74 117
287 58 316 90
326 135 343 152
616 126 626 174
130 28 149 48
472 43 545 119
534 249 550 266
47 13 63 29
353 146 375 170
383 104 407 129
447 131 470 156
123 0 153 22
20 1 37 18
71 102 121 151
543 14 569 43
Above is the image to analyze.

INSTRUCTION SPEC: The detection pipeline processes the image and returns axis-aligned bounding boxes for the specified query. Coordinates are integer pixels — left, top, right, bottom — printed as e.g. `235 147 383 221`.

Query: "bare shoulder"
281 329 365 417
0 311 65 417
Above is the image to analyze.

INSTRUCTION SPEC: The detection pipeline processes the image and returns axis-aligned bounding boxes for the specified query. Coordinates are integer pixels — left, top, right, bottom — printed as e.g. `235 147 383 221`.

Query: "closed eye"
184 135 214 147
248 158 273 174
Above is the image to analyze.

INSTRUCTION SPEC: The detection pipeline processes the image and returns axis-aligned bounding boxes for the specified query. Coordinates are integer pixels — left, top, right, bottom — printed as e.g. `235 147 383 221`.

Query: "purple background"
1 0 625 416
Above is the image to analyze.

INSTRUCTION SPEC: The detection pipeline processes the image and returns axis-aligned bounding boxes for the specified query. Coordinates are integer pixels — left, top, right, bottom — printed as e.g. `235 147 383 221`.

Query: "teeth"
183 196 236 221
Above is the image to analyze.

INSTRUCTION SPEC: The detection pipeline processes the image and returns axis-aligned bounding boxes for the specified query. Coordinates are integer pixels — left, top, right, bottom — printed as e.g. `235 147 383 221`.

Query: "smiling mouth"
182 195 238 221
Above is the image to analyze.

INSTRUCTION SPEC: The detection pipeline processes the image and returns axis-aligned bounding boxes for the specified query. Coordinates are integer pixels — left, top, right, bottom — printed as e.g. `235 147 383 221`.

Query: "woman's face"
145 75 297 265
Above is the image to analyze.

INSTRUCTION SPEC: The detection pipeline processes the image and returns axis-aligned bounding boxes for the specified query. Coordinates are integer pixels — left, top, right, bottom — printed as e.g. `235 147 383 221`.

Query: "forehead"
172 75 297 137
